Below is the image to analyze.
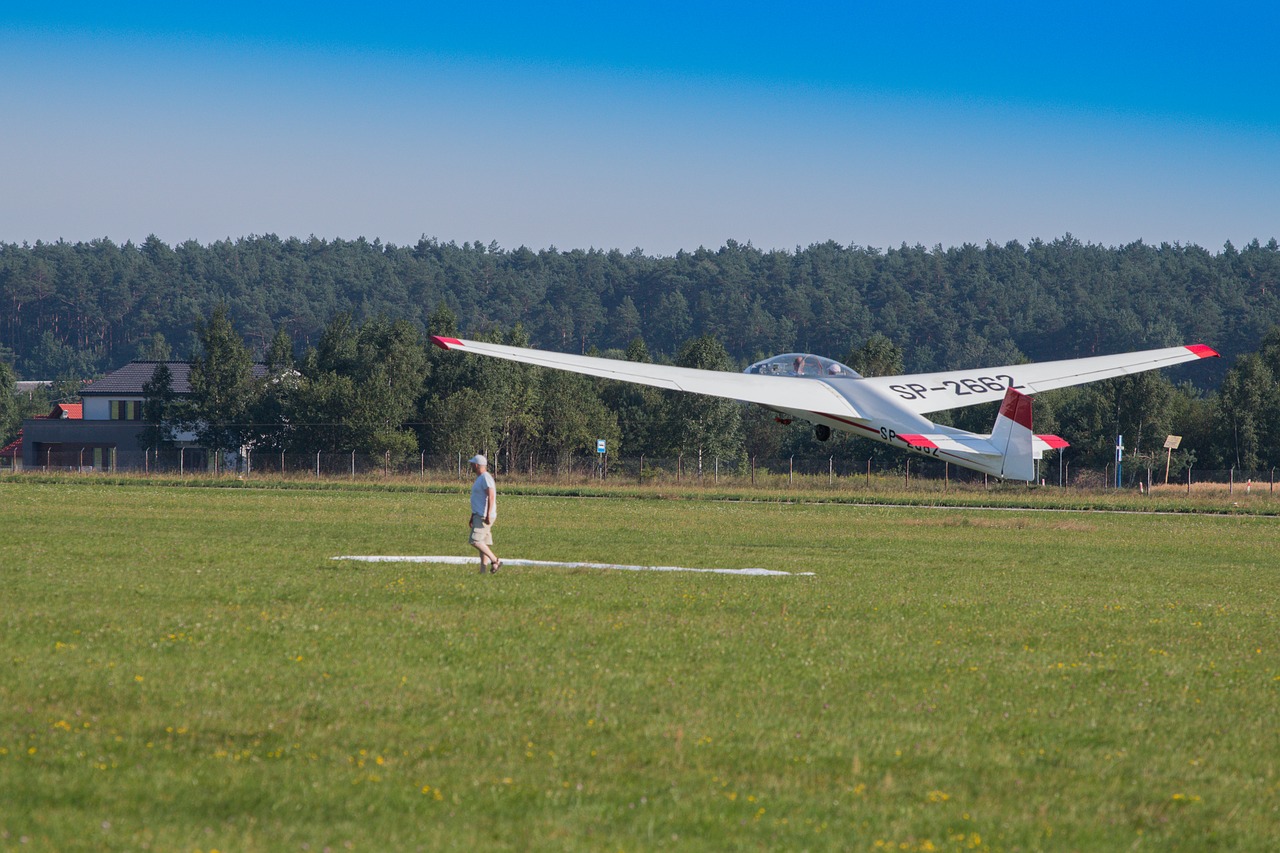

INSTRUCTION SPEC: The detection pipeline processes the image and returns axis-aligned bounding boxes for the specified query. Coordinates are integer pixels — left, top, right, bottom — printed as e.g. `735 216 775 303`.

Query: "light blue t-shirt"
470 471 496 519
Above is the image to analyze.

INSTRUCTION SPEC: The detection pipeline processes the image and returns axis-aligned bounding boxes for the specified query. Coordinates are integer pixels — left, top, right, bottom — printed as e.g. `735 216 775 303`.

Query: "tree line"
36 304 1274 479
4 233 1280 474
4 234 1280 386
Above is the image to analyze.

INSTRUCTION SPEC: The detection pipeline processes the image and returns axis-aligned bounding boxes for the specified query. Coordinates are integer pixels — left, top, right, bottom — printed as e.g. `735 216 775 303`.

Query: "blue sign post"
1115 435 1124 489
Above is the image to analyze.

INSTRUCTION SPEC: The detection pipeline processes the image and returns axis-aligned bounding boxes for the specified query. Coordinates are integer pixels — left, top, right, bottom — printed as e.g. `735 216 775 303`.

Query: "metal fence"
12 445 1279 496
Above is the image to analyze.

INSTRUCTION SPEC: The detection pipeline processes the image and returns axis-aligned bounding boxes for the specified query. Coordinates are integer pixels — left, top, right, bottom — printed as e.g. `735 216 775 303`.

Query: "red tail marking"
898 434 938 449
998 388 1033 430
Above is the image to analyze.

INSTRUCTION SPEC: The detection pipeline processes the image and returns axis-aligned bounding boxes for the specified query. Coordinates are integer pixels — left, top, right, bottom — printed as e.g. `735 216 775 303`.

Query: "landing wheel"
815 424 832 442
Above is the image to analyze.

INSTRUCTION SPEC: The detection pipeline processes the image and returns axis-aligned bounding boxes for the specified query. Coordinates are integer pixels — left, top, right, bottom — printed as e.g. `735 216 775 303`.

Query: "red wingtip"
1036 434 1070 449
1185 344 1219 359
430 336 463 350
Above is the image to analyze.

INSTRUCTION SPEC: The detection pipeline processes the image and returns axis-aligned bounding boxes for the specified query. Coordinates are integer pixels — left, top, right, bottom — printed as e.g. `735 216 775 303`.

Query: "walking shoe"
490 560 502 574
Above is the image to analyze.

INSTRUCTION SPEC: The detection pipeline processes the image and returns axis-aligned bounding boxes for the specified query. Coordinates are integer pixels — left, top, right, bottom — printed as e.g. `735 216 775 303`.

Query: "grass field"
1 479 1278 851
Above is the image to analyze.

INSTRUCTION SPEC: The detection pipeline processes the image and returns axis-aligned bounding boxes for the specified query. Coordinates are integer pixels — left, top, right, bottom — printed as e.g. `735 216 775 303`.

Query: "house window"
110 401 142 421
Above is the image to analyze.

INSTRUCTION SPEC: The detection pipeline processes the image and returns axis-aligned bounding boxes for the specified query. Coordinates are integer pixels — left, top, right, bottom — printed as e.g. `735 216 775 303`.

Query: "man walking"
467 454 502 573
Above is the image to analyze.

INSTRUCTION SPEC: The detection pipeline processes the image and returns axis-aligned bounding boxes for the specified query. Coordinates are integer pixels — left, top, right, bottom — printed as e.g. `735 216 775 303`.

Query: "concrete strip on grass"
332 555 812 576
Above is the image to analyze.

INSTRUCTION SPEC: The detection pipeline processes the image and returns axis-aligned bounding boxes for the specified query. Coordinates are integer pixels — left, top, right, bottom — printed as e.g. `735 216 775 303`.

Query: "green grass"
8 468 1280 516
1 480 1278 851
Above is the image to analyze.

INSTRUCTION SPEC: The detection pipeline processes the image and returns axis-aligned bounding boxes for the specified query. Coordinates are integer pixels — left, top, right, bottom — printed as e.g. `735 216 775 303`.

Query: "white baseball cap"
468 454 487 466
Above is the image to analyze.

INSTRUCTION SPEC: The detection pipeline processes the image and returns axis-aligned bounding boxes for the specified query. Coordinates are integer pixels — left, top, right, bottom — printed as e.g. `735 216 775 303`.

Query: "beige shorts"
469 513 493 546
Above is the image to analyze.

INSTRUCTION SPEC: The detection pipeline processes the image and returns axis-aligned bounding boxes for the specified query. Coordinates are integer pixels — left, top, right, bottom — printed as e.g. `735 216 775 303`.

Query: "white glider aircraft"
430 335 1219 481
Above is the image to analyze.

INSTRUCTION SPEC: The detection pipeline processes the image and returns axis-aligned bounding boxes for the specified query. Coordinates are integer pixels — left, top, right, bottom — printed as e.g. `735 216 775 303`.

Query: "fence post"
867 458 871 487
715 456 719 484
1187 466 1192 495
789 456 794 487
316 451 320 479
180 447 184 476
904 458 909 489
351 451 356 479
1230 467 1234 496
421 451 425 480
829 455 833 485
247 449 252 478
751 455 755 487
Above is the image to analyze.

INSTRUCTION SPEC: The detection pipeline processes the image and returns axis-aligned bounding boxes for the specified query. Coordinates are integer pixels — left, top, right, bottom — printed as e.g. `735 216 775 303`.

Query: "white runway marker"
332 556 812 576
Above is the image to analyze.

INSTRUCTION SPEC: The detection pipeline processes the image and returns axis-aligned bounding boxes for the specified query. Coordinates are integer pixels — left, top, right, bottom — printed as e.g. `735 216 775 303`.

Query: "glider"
429 336 1218 481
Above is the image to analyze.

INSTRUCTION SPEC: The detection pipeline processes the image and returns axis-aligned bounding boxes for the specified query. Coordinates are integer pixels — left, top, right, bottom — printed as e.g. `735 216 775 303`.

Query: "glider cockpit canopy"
744 353 861 379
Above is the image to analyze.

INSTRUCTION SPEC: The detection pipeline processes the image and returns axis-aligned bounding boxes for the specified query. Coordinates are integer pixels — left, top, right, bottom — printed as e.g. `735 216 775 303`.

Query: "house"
18 361 267 471
4 403 83 471
15 381 53 397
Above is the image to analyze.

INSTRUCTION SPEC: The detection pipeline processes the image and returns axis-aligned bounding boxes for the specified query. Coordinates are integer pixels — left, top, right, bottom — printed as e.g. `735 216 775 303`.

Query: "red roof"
46 403 82 419
1 404 82 459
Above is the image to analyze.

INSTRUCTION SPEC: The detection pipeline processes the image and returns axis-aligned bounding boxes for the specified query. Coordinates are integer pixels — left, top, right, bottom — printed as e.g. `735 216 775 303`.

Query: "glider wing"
858 344 1219 416
429 336 865 420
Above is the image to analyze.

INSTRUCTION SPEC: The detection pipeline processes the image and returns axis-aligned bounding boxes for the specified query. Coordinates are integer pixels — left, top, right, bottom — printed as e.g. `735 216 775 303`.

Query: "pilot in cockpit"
744 354 861 380
788 356 819 376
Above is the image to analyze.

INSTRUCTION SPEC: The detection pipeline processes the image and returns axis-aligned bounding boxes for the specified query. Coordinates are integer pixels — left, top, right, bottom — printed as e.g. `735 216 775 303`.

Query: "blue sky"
2 2 1277 254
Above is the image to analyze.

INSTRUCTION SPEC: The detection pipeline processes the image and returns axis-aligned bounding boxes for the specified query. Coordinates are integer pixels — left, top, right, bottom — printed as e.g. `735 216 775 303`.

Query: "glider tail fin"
990 388 1035 481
